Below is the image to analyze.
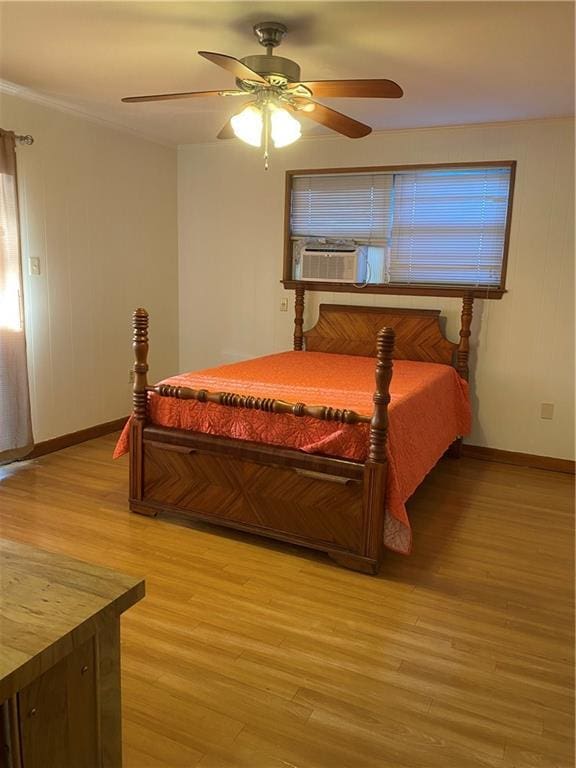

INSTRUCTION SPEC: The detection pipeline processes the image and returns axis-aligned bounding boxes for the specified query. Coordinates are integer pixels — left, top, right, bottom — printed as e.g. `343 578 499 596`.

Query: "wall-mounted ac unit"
294 246 367 283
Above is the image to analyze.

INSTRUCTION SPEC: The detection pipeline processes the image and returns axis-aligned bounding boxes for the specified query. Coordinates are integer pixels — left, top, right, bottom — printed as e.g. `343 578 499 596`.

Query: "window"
284 162 515 297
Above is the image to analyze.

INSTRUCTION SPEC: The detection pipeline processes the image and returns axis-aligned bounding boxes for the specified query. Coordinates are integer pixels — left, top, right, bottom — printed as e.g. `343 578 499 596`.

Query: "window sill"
281 280 506 299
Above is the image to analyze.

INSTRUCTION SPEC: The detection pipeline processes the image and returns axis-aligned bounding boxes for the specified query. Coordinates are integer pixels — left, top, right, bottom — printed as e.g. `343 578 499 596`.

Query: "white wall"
0 93 179 442
179 118 574 460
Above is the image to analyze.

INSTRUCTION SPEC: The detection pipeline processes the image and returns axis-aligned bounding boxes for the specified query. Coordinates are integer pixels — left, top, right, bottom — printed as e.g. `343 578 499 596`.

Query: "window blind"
388 167 511 287
290 173 392 244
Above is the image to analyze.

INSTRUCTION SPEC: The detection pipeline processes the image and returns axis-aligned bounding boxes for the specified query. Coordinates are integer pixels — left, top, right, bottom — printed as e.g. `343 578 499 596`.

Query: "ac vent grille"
300 251 359 283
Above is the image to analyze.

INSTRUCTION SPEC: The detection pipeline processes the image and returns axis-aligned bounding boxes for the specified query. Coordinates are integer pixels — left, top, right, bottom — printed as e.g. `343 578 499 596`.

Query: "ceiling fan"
122 22 403 166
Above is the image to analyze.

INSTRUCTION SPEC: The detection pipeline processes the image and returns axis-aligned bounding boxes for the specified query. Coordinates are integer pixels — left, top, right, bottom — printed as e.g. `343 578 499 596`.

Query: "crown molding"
0 79 175 148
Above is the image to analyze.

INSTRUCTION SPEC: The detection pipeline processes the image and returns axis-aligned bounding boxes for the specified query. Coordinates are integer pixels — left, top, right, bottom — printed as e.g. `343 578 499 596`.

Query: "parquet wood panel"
143 444 364 552
0 434 573 768
304 304 457 363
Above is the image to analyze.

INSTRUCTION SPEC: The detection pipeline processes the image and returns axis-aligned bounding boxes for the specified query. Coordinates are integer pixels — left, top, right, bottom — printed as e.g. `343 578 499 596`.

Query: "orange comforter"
114 351 470 554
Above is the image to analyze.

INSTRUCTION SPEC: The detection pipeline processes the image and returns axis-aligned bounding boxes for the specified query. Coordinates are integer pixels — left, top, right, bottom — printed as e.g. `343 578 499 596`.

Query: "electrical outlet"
280 298 289 312
28 257 41 276
128 370 135 384
540 403 554 420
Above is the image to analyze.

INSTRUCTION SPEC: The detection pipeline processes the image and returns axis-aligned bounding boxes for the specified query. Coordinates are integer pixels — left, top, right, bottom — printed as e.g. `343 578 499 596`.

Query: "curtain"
0 129 33 462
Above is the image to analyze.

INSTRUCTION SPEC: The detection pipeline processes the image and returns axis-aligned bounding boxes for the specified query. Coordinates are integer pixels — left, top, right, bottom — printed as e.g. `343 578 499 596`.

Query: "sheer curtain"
0 129 33 462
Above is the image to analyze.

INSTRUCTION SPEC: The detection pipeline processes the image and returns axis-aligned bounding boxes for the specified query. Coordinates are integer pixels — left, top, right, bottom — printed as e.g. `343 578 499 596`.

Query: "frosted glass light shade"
270 107 301 148
231 105 263 147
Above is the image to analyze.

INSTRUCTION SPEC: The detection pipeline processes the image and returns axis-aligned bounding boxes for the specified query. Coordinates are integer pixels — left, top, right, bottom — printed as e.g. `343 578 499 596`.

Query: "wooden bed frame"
128 290 474 573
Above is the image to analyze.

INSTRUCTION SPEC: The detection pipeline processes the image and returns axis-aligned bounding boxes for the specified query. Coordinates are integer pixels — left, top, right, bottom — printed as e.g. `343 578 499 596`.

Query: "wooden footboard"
132 435 381 573
135 429 370 564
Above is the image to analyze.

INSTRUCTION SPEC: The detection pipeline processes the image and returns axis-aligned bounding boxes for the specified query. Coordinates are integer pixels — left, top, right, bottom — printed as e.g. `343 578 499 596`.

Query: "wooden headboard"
304 304 456 363
295 294 474 379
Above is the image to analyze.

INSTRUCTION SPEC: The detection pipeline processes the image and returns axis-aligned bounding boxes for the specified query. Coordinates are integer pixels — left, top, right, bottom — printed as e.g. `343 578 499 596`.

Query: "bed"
118 291 474 573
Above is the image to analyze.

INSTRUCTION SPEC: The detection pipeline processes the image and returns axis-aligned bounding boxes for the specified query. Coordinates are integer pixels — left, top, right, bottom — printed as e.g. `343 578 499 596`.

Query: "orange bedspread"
114 351 470 554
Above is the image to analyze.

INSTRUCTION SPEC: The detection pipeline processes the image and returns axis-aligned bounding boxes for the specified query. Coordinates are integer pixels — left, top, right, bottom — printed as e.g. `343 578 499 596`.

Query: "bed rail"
147 384 372 425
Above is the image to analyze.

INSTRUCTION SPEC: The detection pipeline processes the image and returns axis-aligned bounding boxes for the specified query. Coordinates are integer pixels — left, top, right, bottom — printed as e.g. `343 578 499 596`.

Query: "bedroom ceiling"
0 1 573 146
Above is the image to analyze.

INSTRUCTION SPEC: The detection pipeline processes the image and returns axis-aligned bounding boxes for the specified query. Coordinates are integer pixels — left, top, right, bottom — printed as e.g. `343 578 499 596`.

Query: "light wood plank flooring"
0 434 573 768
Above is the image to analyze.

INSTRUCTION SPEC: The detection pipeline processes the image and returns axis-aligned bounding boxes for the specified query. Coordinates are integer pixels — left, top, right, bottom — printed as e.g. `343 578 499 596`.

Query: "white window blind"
389 167 511 286
289 165 512 288
290 173 392 244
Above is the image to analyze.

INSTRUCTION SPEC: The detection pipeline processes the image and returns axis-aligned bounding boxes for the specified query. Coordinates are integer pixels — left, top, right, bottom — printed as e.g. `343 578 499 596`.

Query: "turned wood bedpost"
456 293 474 381
362 327 395 571
129 308 149 501
132 308 149 421
368 327 395 463
448 293 474 459
293 285 305 351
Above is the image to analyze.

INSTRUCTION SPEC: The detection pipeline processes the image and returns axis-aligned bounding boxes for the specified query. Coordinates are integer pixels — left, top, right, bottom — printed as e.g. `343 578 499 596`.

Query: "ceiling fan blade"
290 99 372 139
198 51 269 85
122 89 245 103
292 79 403 99
217 120 236 140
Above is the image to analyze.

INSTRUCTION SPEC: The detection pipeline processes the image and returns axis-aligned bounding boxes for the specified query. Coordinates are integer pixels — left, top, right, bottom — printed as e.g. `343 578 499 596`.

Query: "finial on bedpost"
132 308 149 423
456 293 474 381
293 285 305 351
368 327 395 464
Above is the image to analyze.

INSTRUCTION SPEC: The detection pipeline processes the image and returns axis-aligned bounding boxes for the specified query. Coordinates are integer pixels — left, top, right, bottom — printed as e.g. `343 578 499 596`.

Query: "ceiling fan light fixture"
231 104 262 146
269 105 301 148
231 101 301 151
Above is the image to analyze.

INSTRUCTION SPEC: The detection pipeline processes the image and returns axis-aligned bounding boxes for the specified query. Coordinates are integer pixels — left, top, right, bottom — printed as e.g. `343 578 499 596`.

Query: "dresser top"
0 538 145 700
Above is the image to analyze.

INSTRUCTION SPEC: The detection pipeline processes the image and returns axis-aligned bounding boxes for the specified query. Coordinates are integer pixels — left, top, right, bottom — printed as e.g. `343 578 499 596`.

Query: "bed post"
329 327 395 574
448 293 474 459
129 308 149 503
363 327 395 569
293 285 305 351
456 292 474 381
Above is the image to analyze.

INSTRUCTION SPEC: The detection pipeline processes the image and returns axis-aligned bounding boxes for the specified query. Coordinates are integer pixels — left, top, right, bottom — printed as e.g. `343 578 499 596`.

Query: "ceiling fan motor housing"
238 55 301 87
253 22 287 49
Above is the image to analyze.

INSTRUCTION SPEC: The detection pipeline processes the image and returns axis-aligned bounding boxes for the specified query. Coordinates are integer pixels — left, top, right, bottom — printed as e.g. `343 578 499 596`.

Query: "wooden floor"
0 434 573 768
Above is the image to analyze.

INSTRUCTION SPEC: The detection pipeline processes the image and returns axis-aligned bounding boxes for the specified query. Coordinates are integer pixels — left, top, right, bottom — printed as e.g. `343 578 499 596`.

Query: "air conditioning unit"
294 245 367 283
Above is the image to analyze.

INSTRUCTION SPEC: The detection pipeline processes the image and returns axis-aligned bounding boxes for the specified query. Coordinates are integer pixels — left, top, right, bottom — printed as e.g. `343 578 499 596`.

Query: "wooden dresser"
0 539 145 768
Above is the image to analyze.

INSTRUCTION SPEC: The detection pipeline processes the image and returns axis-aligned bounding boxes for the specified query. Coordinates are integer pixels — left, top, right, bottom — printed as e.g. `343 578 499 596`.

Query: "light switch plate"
540 403 554 420
29 257 41 276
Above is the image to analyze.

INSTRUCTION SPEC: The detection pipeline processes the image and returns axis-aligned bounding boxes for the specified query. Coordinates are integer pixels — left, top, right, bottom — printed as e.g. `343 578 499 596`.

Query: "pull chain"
263 105 270 171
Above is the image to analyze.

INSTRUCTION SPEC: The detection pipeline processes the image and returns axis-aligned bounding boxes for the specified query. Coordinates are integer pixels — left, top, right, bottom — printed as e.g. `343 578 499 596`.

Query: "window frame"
282 161 516 299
